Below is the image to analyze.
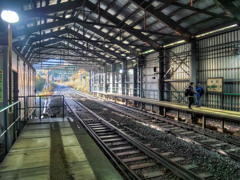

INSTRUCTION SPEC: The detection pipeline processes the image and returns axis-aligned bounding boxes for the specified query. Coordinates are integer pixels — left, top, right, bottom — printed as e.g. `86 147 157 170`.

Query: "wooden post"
140 103 143 110
175 110 179 121
202 116 206 129
151 104 154 112
163 107 166 117
125 99 127 106
218 119 225 132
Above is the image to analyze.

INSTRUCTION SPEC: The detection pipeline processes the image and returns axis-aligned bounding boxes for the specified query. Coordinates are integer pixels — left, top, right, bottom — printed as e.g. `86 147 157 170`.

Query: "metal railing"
163 90 240 111
26 95 65 120
0 101 21 154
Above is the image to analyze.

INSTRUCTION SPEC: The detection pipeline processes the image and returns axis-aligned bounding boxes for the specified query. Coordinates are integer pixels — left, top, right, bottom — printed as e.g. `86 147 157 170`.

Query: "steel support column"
139 66 143 98
111 64 116 93
97 70 100 92
121 61 126 95
158 50 164 101
190 39 197 84
92 70 95 92
103 66 107 93
88 71 91 94
133 67 137 97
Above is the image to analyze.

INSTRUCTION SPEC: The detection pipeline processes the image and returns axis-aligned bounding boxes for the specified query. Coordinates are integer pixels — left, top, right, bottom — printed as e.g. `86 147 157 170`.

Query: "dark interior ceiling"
0 0 239 69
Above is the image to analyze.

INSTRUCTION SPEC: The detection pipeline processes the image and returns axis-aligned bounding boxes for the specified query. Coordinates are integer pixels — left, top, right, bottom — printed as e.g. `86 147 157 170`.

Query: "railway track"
69 88 240 162
57 85 240 179
59 86 211 180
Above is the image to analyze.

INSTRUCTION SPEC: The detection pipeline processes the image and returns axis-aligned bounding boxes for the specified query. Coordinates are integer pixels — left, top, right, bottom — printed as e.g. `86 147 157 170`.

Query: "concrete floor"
0 117 123 180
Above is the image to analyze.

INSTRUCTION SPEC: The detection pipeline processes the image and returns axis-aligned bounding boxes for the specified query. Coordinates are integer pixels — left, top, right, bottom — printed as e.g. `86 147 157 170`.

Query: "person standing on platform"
188 82 197 109
105 83 109 93
195 83 203 107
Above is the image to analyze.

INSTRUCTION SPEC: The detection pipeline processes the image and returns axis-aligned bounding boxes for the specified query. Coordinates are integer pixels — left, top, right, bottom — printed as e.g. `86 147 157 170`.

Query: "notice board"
207 77 223 93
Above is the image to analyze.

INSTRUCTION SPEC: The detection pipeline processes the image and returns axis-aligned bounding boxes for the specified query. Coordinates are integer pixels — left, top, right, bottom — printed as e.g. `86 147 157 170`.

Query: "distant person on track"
195 83 203 107
188 82 197 109
105 83 109 93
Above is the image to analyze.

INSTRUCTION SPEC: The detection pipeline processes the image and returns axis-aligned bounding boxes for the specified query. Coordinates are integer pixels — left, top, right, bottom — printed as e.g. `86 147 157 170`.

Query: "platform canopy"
0 0 239 69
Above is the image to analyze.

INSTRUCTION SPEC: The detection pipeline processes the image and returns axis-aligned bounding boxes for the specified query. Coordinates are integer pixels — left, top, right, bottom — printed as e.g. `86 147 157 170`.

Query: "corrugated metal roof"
8 0 240 66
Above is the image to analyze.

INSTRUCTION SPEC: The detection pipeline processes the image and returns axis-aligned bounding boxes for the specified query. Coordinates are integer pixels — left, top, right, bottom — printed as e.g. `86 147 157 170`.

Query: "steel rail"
59 91 140 180
63 88 202 180
71 89 240 162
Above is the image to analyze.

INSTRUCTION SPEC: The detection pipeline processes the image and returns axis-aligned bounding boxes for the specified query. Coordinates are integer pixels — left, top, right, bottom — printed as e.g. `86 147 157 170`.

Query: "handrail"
26 95 65 120
0 101 21 155
0 101 20 113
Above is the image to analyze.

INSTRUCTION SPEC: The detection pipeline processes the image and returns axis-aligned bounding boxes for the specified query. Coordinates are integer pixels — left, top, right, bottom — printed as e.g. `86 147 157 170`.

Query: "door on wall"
12 71 18 102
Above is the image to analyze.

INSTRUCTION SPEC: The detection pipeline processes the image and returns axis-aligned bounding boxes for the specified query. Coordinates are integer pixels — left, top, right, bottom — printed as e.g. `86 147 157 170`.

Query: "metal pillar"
97 70 100 92
111 64 116 93
133 67 137 97
190 39 197 84
103 66 107 93
92 69 96 91
8 24 12 107
85 71 86 87
139 66 143 98
88 71 91 94
158 50 164 101
121 61 126 95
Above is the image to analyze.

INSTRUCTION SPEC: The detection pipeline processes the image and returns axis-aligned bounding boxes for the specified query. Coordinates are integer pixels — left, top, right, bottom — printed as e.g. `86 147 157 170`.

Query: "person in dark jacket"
195 83 203 107
188 82 197 109
105 83 109 93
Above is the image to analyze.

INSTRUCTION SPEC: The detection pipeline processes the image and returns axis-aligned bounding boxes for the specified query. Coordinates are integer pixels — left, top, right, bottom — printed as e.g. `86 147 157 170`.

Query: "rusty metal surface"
116 150 140 156
122 156 148 163
143 171 165 179
111 146 133 151
130 162 156 170
102 138 123 142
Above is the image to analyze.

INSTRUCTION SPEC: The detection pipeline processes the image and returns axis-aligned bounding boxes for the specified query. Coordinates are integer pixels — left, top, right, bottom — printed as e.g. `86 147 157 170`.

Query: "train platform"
94 92 240 123
0 117 123 180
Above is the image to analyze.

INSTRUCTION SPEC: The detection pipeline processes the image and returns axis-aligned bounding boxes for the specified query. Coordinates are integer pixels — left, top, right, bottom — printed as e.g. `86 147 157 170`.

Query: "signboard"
0 70 3 102
207 77 223 93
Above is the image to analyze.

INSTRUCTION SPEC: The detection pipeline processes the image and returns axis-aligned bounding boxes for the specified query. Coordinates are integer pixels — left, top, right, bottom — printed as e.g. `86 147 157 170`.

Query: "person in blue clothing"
195 83 203 107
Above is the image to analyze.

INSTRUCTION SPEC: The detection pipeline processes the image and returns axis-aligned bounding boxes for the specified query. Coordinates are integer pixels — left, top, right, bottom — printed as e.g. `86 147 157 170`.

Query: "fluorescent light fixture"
119 69 123 73
1 10 19 23
142 49 154 54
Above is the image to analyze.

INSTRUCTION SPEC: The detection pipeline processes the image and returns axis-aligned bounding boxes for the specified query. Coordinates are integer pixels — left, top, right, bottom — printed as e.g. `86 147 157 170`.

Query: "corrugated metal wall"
14 49 36 119
164 44 190 104
144 52 159 99
198 29 240 110
90 28 240 111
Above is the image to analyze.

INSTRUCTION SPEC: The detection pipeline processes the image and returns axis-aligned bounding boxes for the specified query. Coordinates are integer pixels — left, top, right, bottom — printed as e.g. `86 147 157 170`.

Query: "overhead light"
119 69 123 73
1 10 19 23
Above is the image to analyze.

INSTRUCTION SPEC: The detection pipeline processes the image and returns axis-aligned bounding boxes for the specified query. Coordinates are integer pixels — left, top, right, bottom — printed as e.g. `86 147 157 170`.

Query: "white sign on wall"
207 77 223 93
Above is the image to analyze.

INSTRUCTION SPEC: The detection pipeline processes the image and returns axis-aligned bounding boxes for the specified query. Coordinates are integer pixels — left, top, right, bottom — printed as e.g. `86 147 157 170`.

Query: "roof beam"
128 0 193 42
156 0 233 21
83 0 162 50
18 28 124 60
27 38 115 64
214 0 240 23
13 0 162 50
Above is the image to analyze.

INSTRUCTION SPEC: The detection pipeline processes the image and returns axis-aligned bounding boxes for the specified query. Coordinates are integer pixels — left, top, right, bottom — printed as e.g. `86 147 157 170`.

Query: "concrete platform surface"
96 92 240 121
0 117 123 180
